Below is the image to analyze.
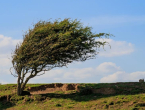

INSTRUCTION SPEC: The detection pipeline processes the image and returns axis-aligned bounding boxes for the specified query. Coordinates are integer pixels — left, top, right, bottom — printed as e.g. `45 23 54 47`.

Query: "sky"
0 0 145 84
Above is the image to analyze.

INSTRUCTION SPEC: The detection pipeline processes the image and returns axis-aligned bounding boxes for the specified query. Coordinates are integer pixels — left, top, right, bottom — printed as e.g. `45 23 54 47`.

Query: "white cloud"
0 35 23 54
94 38 134 57
100 71 145 83
100 71 126 83
30 62 145 84
0 35 23 76
96 62 121 75
62 67 93 80
30 67 93 82
129 71 145 80
0 34 23 67
0 34 22 57
28 62 122 83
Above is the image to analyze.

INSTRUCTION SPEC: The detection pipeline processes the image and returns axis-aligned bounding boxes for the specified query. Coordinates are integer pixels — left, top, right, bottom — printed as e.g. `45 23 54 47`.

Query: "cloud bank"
100 71 145 83
94 38 134 57
28 61 145 84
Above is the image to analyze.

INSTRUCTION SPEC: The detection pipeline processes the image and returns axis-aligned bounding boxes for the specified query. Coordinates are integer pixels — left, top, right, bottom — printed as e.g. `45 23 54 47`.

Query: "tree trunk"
21 77 31 92
17 75 32 96
17 76 23 96
17 71 36 96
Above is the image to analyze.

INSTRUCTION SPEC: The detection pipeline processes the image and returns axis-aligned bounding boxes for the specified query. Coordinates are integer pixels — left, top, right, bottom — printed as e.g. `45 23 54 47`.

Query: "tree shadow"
1 89 145 109
38 88 145 102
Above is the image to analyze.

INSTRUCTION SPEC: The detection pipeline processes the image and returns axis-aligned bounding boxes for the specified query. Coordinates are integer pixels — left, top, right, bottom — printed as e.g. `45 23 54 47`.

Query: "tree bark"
17 76 22 96
21 77 31 92
17 69 36 96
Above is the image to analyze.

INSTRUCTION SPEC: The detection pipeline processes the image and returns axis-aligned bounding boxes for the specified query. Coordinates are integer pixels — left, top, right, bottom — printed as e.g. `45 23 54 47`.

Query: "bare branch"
35 62 68 77
9 67 18 77
35 71 46 76
20 68 25 85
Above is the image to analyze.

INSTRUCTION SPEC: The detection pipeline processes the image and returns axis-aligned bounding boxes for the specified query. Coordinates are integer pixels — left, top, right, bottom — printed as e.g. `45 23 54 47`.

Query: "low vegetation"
1 82 145 110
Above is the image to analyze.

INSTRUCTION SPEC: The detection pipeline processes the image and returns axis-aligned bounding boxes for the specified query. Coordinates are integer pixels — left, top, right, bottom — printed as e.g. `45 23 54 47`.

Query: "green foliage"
10 95 24 101
10 18 113 96
11 18 113 71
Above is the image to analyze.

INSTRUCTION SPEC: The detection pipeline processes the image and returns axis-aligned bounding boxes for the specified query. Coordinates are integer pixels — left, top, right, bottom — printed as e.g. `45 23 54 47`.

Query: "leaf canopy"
11 18 113 74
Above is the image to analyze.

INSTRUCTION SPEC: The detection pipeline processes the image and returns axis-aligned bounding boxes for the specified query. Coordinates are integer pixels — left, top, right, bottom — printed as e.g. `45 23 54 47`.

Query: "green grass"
1 82 145 110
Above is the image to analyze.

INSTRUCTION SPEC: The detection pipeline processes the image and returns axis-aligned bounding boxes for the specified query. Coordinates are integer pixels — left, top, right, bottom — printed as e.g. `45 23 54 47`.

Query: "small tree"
10 18 114 96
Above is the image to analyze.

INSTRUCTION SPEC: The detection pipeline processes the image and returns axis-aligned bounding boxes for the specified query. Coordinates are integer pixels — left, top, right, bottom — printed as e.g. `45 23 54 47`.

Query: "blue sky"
0 0 145 84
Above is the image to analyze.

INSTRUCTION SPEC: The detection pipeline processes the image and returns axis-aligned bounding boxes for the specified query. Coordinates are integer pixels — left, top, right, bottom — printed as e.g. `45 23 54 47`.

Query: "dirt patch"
27 83 80 95
26 82 145 95
26 83 117 95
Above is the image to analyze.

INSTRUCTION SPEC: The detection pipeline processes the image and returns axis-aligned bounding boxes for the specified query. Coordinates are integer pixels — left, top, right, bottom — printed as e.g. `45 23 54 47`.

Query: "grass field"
0 82 145 110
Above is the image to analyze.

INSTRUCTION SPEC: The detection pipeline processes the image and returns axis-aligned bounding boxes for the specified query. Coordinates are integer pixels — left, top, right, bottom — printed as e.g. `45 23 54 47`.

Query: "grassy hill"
0 82 145 110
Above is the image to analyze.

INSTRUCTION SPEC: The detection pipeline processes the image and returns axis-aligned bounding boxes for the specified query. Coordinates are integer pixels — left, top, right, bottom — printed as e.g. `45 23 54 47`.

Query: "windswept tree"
10 18 114 96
